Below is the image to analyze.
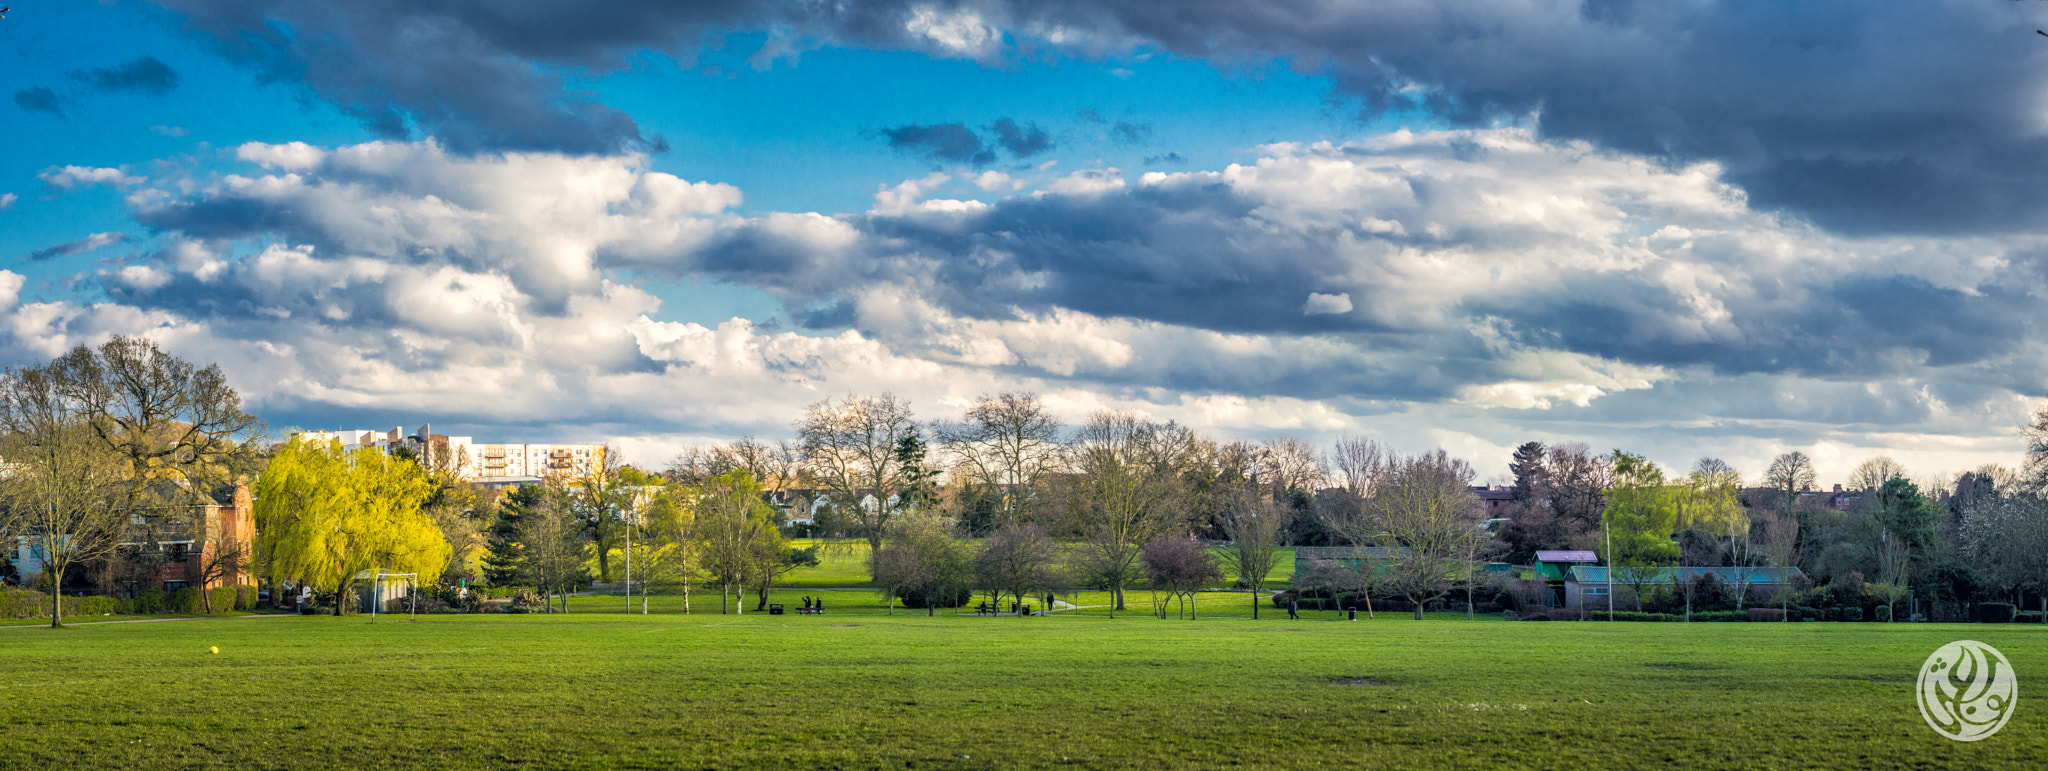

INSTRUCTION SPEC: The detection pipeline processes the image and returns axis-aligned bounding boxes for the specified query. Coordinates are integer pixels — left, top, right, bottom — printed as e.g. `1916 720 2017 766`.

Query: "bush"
1691 610 1747 622
1520 613 1550 621
1976 602 2017 624
1748 608 1787 622
900 585 972 609
1793 606 1822 622
135 588 165 614
236 585 258 611
208 586 239 614
1547 608 1588 621
507 589 546 614
1873 605 1892 622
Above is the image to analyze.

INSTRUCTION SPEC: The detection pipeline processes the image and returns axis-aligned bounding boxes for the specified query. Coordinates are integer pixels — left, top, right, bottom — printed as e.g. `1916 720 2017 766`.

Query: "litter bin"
769 603 785 615
1348 609 1357 621
1022 605 1033 616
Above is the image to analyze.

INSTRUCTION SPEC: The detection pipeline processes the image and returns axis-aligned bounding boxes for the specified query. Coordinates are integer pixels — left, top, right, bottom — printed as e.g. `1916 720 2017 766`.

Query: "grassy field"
4 609 2046 769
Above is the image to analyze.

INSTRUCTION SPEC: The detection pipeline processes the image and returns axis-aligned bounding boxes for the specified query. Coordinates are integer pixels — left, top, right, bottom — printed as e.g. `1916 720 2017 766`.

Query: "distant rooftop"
1536 550 1600 563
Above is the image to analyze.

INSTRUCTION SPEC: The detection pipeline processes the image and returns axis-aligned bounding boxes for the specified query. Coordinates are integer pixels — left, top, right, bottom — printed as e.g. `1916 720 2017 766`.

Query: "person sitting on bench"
802 596 813 614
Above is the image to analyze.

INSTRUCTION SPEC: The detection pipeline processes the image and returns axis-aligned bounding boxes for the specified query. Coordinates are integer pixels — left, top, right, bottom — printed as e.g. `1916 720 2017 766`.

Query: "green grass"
4 608 2047 769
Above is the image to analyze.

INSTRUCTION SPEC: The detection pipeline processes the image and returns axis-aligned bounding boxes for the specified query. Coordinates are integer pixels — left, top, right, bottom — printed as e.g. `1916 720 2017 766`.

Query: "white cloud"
38 166 145 190
150 125 190 138
235 141 328 170
0 193 16 210
904 6 1002 59
4 132 2039 482
1303 292 1352 315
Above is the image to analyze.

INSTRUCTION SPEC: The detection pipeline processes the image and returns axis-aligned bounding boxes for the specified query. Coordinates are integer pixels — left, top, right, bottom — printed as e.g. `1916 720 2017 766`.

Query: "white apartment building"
293 425 607 481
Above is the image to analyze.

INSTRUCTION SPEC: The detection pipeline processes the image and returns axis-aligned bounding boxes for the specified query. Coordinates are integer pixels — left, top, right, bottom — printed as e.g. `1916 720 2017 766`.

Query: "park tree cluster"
15 338 2048 628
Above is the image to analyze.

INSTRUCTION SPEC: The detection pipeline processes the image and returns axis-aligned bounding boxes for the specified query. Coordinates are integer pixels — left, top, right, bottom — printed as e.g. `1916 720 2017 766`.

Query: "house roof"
1472 486 1514 501
1567 566 1805 585
1535 550 1600 563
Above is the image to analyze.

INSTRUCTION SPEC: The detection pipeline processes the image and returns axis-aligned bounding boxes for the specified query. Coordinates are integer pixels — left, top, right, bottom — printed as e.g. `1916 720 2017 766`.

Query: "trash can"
1348 609 1357 621
769 603 785 615
1022 605 1033 616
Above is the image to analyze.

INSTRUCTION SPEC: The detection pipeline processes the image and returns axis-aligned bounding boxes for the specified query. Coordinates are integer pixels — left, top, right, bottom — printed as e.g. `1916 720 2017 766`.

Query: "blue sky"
5 0 2048 484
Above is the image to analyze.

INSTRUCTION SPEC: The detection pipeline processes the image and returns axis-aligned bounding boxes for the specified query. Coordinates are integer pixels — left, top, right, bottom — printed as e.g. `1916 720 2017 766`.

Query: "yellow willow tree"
255 437 448 615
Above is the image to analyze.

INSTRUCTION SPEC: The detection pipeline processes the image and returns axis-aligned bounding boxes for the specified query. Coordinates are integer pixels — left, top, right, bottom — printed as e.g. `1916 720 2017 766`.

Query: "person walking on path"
1287 597 1299 620
1045 592 1056 615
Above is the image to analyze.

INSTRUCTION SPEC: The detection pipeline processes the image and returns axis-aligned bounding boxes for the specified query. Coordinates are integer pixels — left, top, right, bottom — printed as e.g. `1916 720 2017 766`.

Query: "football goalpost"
370 572 418 622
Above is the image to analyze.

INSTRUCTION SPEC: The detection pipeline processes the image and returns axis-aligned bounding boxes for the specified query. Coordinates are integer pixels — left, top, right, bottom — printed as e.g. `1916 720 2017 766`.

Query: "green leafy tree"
254 437 449 615
482 485 541 588
1602 450 1679 614
694 470 780 614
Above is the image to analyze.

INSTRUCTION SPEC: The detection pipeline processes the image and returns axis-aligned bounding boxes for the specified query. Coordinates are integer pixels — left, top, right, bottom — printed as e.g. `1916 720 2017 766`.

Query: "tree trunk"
1413 604 1423 621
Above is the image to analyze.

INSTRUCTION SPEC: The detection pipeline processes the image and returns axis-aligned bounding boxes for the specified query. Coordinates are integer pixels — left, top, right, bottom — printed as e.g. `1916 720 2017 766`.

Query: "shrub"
236 585 258 611
1976 602 2017 624
1748 608 1787 622
209 586 239 614
135 588 165 614
1520 613 1550 621
1793 606 1822 622
507 589 546 614
900 585 972 609
1874 605 1892 622
1548 608 1588 621
1691 610 1746 622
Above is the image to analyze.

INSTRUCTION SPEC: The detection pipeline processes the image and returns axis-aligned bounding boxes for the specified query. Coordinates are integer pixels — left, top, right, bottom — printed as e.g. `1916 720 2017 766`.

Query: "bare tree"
1061 412 1196 614
2023 404 2048 496
1764 451 1819 499
1373 450 1488 620
1315 437 1389 617
975 524 1064 616
1849 456 1908 493
934 392 1063 531
527 475 589 613
797 394 918 575
1757 509 1801 620
1250 436 1325 501
1215 486 1293 619
1961 495 2048 623
50 336 263 519
193 511 249 613
0 366 129 627
1140 537 1223 619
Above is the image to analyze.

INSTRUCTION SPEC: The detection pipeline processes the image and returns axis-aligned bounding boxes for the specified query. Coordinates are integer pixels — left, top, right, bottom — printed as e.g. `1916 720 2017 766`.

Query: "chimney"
1833 484 1842 493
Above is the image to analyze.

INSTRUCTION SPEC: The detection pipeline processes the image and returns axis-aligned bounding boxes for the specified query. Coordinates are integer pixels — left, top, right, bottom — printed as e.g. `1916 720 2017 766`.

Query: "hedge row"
0 586 256 620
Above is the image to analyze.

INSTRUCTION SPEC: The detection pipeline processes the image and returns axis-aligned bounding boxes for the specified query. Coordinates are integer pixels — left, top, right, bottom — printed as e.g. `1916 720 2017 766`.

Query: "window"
166 543 189 563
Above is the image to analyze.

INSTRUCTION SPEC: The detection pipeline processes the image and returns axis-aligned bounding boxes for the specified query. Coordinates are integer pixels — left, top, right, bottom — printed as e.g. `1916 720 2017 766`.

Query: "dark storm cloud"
70 57 181 96
152 0 2048 232
879 122 994 165
988 117 1053 158
13 87 63 117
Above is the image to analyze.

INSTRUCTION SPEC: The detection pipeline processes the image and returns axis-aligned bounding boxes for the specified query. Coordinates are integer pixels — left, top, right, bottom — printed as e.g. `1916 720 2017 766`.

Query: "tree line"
10 339 2048 625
